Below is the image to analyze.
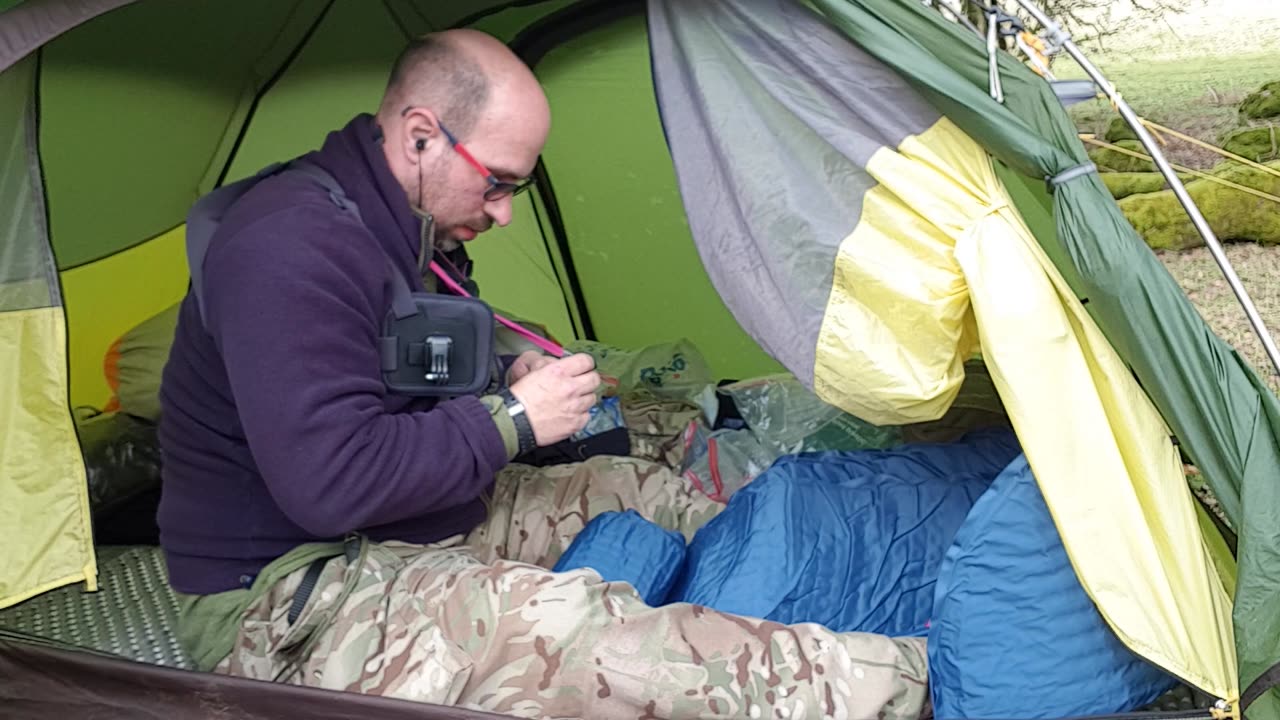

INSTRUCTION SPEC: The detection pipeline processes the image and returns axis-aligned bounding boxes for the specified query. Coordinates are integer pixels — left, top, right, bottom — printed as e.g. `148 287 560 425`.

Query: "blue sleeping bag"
667 427 1022 635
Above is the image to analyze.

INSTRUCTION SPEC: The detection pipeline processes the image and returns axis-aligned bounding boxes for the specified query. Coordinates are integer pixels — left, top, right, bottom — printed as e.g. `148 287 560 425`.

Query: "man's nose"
485 196 513 227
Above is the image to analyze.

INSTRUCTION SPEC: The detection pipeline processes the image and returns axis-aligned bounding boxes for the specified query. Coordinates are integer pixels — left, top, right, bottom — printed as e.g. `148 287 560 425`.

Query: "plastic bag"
75 409 163 544
676 375 907 502
573 395 627 440
719 374 903 455
566 338 714 403
679 425 778 502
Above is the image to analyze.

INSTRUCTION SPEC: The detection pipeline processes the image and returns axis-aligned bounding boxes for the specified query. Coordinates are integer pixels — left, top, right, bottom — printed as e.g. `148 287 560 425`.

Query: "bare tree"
1019 0 1199 49
936 0 1200 51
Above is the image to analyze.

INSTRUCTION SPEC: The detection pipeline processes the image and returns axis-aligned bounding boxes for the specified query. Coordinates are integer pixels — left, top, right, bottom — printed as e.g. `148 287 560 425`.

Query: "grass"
1158 245 1280 395
1044 0 1280 394
1063 53 1280 169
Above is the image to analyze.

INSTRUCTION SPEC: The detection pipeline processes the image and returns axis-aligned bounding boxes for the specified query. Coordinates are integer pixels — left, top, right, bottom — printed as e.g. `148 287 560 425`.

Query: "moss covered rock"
1089 140 1155 172
1118 160 1280 250
1239 81 1280 120
1104 117 1139 143
1101 172 1193 200
1221 126 1279 163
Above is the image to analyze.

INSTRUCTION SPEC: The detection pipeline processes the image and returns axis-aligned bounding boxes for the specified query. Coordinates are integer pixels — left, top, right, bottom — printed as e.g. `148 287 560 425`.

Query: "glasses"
436 120 535 202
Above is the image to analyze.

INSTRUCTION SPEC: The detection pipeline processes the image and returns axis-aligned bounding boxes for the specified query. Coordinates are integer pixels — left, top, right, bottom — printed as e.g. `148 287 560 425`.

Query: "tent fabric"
928 454 1178 720
805 1 1280 710
0 632 510 720
0 54 96 611
4 0 781 410
670 427 1022 634
0 0 533 74
0 0 1272 714
0 307 97 611
0 0 133 71
647 0 944 406
525 14 780 375
650 0 1237 704
0 56 55 311
947 117 1238 700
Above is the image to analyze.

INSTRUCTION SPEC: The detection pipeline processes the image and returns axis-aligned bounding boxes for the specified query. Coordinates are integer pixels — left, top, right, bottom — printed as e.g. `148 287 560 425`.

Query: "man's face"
420 102 547 251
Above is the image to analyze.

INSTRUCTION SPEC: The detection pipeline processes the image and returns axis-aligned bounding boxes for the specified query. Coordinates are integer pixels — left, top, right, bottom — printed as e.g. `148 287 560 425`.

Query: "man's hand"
506 350 556 386
509 353 602 446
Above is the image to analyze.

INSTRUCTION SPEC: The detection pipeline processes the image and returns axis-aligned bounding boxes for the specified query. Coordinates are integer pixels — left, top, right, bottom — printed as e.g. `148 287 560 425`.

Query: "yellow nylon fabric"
814 179 980 425
0 307 97 610
815 118 1238 701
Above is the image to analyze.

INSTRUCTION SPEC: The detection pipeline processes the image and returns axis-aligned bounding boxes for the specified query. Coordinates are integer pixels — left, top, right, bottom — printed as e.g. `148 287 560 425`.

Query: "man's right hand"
509 353 602 446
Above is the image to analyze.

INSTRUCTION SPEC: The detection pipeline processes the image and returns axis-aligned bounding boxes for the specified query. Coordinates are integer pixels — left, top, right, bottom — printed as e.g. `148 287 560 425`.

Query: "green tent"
0 0 1276 717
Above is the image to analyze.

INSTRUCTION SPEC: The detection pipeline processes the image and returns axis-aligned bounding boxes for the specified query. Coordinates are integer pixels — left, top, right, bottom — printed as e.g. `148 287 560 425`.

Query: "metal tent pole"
1008 0 1280 378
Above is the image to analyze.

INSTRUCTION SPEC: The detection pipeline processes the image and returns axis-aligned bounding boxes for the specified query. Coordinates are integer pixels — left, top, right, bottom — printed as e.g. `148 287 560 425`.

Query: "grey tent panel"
648 0 942 384
0 0 134 73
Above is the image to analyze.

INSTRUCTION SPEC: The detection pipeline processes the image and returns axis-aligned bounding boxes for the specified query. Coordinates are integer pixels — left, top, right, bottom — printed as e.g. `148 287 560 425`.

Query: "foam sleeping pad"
928 454 1178 718
552 510 687 605
668 427 1022 634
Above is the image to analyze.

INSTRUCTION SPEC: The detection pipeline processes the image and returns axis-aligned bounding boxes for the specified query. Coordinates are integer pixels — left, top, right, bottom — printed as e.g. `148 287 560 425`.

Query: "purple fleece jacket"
157 114 509 595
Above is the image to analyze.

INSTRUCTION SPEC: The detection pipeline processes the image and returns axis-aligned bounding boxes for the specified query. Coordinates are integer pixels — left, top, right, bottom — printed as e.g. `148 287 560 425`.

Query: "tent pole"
1008 0 1280 379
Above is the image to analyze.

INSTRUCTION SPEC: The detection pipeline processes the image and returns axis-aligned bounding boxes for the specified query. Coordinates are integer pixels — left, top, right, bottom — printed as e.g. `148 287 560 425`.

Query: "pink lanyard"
427 260 566 358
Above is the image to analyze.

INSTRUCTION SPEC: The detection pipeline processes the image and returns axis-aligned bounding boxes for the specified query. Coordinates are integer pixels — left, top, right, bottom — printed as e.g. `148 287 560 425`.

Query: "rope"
1136 119 1280 182
1080 135 1280 206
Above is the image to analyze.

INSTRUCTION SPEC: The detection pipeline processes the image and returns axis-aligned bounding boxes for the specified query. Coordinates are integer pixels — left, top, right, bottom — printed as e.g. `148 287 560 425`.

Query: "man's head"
377 29 550 252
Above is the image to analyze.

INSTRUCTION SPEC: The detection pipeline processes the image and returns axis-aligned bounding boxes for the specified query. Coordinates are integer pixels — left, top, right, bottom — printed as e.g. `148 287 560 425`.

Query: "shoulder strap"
184 158 418 328
185 162 285 328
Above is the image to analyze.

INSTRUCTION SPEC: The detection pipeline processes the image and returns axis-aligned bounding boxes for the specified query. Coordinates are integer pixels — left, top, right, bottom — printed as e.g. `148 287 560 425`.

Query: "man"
158 29 930 719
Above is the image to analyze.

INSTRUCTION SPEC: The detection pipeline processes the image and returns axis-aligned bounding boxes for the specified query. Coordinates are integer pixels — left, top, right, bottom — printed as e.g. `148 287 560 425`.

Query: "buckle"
424 335 452 384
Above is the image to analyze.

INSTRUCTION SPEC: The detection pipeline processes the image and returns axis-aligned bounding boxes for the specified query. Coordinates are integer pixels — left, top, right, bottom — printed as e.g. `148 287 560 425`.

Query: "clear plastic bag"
573 395 627 440
719 374 902 455
679 425 778 503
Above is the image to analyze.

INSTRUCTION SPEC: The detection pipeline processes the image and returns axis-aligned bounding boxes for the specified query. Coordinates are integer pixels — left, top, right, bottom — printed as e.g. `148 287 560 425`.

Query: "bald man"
159 30 929 720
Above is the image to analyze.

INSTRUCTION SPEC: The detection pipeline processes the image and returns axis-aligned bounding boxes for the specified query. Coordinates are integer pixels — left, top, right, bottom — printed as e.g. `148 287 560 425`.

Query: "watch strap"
500 389 537 456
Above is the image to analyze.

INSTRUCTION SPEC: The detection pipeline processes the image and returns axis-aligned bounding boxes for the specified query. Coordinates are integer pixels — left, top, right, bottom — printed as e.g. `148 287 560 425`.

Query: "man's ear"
401 107 442 162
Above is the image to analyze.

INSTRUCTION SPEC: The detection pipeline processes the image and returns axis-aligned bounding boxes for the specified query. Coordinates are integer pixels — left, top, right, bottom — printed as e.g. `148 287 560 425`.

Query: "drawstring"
411 204 565 358
428 256 566 358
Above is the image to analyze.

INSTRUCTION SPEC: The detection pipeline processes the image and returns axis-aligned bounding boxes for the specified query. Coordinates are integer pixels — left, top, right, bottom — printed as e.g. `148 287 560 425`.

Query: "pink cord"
428 260 566 357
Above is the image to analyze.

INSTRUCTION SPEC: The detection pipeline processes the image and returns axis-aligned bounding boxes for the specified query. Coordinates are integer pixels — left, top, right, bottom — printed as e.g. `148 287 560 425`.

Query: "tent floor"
0 545 192 669
0 545 1221 713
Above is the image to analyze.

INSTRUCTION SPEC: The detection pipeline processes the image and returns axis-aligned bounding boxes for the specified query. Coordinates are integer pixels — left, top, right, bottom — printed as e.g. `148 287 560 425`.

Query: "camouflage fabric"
465 456 722 568
618 393 705 469
216 457 932 719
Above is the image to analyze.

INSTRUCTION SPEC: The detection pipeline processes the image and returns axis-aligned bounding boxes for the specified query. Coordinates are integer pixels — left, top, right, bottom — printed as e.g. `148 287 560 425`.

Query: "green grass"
1158 245 1280 396
1060 53 1280 169
1041 2 1280 394
1052 0 1280 168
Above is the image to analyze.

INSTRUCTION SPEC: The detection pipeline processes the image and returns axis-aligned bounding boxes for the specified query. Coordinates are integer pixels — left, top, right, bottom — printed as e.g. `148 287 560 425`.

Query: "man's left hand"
507 351 556 386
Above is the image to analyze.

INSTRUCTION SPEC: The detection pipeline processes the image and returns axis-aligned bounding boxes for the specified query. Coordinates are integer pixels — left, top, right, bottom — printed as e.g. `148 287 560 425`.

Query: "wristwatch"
499 388 537 456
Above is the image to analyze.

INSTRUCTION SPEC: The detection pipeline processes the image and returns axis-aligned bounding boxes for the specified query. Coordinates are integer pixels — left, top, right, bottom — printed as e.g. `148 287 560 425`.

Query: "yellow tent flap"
0 307 97 610
815 116 1239 702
